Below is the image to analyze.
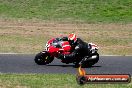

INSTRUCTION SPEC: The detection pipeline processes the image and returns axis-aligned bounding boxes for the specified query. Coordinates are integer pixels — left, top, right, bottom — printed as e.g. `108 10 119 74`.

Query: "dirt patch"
0 19 132 55
0 19 132 29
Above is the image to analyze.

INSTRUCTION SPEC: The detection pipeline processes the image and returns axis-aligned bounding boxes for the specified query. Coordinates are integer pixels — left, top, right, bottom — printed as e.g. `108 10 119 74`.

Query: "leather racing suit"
58 38 91 62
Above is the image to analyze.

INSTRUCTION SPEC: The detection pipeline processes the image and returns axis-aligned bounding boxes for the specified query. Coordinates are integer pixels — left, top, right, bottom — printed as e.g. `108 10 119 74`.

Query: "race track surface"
0 54 132 75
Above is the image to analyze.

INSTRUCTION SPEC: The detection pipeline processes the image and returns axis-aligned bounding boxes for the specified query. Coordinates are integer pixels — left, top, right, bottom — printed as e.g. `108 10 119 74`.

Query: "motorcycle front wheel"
34 51 54 65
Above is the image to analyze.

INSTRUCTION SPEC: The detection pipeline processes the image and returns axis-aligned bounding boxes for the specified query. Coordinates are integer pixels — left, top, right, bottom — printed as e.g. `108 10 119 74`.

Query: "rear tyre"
81 53 99 67
34 52 54 65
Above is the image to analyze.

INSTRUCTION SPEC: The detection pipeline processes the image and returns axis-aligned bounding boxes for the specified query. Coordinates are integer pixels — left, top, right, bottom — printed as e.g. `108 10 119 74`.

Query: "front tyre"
34 52 54 65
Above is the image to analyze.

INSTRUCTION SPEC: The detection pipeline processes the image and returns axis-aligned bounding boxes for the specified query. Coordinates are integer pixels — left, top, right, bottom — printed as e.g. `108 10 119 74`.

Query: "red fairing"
48 46 59 53
47 38 55 45
61 41 71 52
45 38 71 56
61 41 71 54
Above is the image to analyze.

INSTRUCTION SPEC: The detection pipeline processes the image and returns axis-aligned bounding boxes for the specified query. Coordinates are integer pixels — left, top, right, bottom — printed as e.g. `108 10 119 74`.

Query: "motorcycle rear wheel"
34 52 54 65
81 53 99 67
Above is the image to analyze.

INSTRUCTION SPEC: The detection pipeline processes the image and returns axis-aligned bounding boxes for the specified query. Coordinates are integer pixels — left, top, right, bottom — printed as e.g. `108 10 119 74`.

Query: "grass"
0 74 131 88
0 1 131 88
0 31 49 53
0 20 132 55
0 0 132 23
0 0 132 55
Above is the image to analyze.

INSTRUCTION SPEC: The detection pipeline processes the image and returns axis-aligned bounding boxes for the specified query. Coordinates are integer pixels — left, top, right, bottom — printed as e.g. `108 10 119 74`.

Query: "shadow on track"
46 64 101 68
85 65 101 68
46 64 74 67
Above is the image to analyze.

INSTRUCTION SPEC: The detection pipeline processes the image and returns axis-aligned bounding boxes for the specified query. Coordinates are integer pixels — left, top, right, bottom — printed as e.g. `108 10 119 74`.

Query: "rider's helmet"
68 33 77 45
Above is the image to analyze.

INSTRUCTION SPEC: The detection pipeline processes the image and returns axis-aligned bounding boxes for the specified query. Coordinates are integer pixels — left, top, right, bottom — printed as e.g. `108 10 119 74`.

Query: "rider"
58 33 91 62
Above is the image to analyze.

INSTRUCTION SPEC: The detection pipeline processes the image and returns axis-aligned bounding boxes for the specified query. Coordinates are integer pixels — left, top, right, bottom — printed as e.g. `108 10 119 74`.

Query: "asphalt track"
0 54 132 75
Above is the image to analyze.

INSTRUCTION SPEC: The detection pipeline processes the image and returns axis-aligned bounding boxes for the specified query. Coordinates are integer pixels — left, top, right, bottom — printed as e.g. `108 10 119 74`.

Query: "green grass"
0 0 132 23
0 74 131 88
0 1 131 88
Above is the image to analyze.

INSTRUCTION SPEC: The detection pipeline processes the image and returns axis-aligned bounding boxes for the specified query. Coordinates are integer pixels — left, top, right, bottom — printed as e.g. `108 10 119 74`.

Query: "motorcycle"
34 37 99 67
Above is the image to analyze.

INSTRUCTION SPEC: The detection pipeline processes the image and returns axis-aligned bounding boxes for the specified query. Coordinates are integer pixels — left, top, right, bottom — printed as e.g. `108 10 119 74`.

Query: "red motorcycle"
34 37 99 67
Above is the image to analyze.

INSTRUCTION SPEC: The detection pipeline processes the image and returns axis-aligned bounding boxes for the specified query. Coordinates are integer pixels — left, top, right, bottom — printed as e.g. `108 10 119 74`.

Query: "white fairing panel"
88 43 99 53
